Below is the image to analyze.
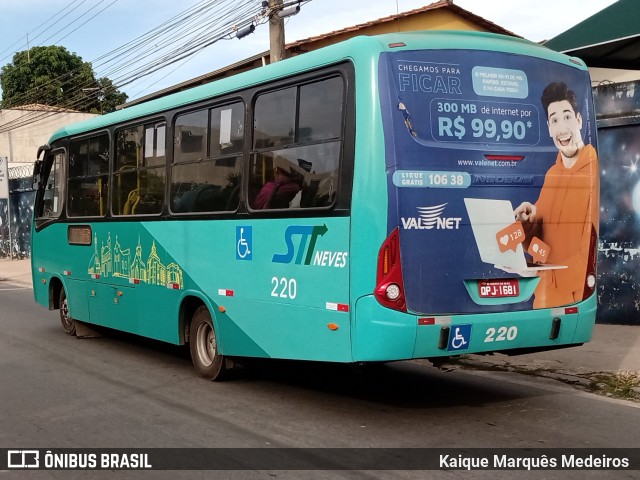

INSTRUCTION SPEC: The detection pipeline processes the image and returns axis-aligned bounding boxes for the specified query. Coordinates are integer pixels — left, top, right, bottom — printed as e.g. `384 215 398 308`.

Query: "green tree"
0 45 127 113
94 77 128 114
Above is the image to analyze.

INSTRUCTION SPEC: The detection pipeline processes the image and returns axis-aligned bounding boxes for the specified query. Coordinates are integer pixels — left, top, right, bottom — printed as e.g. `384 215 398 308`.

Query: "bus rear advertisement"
31 31 598 380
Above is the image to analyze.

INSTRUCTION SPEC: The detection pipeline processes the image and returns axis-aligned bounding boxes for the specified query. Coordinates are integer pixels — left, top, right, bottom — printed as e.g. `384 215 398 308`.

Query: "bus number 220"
484 326 518 343
271 277 297 300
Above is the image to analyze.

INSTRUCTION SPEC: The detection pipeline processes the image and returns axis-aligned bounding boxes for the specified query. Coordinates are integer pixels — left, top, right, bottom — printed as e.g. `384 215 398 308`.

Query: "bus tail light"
374 228 407 312
583 225 598 299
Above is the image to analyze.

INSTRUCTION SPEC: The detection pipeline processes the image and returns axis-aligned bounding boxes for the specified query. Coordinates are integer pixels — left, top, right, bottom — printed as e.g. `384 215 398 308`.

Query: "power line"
3 0 248 108
0 0 87 63
39 0 120 47
0 0 103 65
0 0 267 133
21 2 253 104
0 0 310 135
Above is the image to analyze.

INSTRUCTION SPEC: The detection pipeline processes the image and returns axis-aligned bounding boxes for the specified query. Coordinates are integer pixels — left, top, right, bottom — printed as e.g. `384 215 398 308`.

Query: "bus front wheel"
189 306 227 381
59 288 76 336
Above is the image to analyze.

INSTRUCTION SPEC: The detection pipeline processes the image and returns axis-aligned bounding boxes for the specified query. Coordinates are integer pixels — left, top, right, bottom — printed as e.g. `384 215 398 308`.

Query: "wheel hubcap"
196 323 216 367
61 298 71 328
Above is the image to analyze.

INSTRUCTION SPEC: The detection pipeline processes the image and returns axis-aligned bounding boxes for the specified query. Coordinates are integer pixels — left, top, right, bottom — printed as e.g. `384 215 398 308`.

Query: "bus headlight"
586 274 596 289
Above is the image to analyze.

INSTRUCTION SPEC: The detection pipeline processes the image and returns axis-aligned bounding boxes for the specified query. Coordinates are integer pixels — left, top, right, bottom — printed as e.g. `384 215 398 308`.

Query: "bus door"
83 226 139 333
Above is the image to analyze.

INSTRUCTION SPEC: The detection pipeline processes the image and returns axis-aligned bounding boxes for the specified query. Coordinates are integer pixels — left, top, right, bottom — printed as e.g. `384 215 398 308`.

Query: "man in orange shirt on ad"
514 81 599 308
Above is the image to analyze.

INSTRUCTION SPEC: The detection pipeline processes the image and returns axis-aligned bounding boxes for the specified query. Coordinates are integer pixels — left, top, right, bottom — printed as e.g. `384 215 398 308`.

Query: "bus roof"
48 30 586 143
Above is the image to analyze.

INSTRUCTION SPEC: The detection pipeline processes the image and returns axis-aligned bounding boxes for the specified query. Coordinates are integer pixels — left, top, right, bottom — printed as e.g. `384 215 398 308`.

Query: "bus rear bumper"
353 295 597 362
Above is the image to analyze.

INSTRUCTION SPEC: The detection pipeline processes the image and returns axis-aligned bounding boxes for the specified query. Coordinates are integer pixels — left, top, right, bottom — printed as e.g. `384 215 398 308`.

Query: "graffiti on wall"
0 175 34 258
11 176 34 257
594 81 640 325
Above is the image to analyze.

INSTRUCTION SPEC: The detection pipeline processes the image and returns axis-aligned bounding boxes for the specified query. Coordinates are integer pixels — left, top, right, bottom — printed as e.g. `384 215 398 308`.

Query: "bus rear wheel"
189 306 227 381
59 288 76 336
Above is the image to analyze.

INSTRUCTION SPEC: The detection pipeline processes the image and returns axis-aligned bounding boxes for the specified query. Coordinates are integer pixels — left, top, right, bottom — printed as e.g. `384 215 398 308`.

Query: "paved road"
1 285 639 479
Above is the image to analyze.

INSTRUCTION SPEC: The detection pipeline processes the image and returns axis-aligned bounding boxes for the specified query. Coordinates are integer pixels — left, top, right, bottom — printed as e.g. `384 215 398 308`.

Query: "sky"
0 0 618 102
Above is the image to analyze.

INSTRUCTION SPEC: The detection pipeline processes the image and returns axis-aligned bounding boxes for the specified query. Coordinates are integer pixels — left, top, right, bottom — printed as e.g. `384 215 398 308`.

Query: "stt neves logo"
8 450 40 468
272 224 328 265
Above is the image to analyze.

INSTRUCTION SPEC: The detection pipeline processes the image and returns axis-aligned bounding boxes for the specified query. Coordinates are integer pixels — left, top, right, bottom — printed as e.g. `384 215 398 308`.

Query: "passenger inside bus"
253 165 301 209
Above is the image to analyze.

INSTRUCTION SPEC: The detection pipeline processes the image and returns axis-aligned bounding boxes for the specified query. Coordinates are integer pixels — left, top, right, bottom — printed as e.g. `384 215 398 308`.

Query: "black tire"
59 288 76 336
189 306 227 381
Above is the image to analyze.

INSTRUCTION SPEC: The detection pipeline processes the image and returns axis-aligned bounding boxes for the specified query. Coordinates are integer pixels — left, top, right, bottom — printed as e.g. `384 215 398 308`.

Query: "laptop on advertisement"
464 198 567 273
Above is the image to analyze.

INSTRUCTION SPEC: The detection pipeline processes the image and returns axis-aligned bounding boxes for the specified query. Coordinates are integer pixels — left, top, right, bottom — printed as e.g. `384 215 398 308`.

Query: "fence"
0 164 35 259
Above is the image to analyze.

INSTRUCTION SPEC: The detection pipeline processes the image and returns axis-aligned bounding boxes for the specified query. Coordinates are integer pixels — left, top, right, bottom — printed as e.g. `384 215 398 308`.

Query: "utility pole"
0 157 12 259
269 0 285 63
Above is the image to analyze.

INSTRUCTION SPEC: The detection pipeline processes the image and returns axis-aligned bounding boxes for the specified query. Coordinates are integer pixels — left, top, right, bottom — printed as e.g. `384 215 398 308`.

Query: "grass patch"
588 371 640 400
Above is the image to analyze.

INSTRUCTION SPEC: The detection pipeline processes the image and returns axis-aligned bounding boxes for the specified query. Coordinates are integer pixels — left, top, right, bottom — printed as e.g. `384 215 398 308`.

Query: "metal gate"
0 164 35 259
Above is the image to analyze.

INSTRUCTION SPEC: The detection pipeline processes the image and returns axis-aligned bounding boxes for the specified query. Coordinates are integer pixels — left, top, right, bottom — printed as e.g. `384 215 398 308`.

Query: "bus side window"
67 134 109 217
113 124 165 216
37 152 64 218
249 75 344 211
170 102 244 213
298 76 343 143
253 87 295 149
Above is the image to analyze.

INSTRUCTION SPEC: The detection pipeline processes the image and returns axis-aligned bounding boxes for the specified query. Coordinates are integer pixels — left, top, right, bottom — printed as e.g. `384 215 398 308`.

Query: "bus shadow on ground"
226 357 544 409
70 323 546 409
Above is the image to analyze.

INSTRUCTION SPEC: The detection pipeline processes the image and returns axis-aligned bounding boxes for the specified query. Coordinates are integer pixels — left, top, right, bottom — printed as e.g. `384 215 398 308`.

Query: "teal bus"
32 30 599 380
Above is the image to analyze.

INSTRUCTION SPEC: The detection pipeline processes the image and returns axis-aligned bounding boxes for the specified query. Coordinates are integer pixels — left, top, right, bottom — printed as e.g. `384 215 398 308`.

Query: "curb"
455 356 640 402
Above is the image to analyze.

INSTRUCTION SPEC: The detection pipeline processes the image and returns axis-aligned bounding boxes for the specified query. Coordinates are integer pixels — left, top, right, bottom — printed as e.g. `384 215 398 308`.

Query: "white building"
0 104 97 169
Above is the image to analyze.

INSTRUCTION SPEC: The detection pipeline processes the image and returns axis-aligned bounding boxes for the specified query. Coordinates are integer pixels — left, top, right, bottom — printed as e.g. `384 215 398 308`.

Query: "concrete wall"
0 108 97 167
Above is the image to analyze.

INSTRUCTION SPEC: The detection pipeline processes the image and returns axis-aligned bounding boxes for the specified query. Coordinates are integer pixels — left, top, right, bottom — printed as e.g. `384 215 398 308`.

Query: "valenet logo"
401 203 462 230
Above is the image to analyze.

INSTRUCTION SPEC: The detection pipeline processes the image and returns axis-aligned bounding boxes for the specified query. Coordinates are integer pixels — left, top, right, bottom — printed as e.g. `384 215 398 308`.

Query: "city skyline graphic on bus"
88 232 184 289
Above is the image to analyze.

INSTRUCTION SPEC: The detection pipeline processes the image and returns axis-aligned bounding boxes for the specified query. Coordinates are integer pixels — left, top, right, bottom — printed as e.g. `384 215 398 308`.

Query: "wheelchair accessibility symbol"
236 226 252 260
448 324 472 351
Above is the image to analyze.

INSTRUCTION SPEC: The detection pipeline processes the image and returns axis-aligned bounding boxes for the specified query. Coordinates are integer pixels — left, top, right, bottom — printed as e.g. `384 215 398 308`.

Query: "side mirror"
34 144 50 189
33 159 43 190
36 144 50 160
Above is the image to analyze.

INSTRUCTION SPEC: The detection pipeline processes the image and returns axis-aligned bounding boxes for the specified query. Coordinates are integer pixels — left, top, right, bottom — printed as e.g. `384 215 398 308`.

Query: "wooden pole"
269 0 285 63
